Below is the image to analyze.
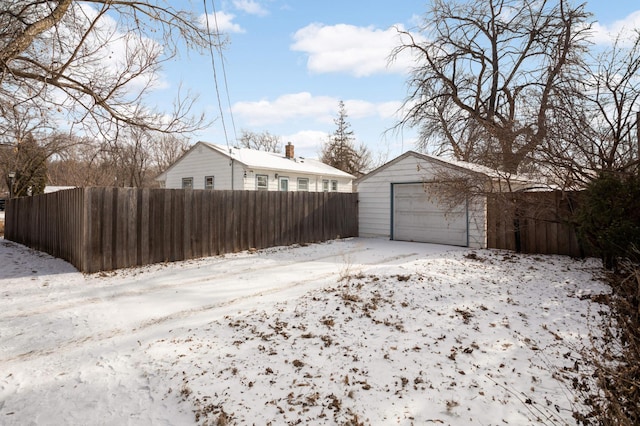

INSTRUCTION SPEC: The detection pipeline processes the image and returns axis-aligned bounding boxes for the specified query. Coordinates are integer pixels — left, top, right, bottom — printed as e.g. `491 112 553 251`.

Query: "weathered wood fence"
4 188 358 273
487 191 590 257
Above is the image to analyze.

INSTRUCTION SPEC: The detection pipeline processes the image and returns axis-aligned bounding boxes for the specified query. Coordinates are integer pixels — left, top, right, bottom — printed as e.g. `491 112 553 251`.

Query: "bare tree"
47 139 108 187
321 101 371 177
541 32 640 189
0 131 81 196
47 130 190 187
0 1 216 139
151 133 190 172
392 0 591 174
238 130 282 153
0 105 78 195
48 139 124 187
108 129 189 187
110 128 153 187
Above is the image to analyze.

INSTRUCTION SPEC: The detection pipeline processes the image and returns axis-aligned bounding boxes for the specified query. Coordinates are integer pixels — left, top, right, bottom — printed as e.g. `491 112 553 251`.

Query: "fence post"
513 195 522 253
5 189 360 273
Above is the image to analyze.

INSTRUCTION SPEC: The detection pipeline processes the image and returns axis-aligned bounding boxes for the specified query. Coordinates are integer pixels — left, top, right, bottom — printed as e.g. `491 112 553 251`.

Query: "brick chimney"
285 142 294 159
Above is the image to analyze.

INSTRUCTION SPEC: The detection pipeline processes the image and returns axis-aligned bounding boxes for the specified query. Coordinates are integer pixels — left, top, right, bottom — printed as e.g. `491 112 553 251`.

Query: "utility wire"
209 0 238 143
203 0 233 150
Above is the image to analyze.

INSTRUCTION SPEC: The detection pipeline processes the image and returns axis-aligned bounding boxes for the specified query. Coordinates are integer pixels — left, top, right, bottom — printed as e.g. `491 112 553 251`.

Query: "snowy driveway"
0 238 608 425
1 239 452 361
1 238 462 424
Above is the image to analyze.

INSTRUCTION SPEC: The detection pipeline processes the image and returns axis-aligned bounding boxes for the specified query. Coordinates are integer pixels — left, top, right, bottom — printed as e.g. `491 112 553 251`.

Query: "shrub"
576 172 640 270
574 262 640 425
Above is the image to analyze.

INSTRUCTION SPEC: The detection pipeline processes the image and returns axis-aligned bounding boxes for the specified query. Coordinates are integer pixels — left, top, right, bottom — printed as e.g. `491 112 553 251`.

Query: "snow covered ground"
0 237 609 425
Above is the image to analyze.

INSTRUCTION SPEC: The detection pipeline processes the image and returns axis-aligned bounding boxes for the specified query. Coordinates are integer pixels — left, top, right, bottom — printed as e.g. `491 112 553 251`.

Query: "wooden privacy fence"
4 188 85 267
487 191 590 257
5 188 358 273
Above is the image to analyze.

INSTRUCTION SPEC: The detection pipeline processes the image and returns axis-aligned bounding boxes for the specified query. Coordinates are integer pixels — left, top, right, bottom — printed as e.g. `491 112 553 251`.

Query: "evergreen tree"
321 101 370 177
576 172 640 270
11 133 48 197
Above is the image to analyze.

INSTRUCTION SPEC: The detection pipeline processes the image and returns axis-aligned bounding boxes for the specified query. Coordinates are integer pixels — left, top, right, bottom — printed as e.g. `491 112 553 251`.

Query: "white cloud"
232 92 336 125
290 23 420 77
282 130 328 157
41 3 168 96
232 92 401 126
376 101 405 120
591 10 640 46
343 100 402 120
233 0 268 16
200 11 245 33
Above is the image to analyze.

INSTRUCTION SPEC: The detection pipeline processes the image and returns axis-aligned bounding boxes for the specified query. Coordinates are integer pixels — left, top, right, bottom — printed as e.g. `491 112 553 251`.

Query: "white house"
356 151 535 249
156 142 355 192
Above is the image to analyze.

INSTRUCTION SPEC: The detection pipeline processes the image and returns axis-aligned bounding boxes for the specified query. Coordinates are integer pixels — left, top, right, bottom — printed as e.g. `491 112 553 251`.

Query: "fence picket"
487 191 589 257
4 187 357 273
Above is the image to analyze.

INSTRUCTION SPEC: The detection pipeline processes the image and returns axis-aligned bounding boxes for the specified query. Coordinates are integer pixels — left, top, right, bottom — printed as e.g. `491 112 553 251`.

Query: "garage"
392 183 468 246
356 151 490 249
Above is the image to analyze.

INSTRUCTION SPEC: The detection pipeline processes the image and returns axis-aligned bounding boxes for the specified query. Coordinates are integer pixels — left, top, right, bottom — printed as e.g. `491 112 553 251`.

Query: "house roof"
157 141 355 181
44 186 76 193
356 151 535 185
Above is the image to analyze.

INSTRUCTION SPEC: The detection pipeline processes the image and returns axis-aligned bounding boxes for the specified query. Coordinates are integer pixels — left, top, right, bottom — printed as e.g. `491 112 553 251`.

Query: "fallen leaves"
146 249 609 425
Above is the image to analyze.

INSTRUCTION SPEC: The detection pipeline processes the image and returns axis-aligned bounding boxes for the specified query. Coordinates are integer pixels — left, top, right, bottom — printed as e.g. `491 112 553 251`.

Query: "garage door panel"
394 211 466 231
393 183 468 246
394 228 467 245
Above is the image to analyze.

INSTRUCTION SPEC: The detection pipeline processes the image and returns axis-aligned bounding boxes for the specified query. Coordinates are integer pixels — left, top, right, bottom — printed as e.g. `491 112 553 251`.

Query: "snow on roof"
44 186 77 193
436 155 547 187
202 142 355 179
358 151 536 185
431 154 503 176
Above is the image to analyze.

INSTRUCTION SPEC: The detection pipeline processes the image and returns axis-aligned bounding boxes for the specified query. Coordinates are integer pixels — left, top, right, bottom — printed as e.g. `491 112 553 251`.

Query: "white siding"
164 145 236 190
357 154 487 248
357 179 391 238
163 144 353 193
240 170 351 192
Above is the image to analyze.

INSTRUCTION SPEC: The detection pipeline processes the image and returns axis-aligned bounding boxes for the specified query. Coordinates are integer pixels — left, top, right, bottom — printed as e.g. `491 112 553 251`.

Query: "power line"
203 0 237 149
210 0 238 143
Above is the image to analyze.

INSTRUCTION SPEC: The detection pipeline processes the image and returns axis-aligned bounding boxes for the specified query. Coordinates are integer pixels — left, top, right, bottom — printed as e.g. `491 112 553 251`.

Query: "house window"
322 179 329 192
331 180 338 192
204 176 214 190
182 177 193 189
256 174 268 190
279 176 289 192
297 178 309 192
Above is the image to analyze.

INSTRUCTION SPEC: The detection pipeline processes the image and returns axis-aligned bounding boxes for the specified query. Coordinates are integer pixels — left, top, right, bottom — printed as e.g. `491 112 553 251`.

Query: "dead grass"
162 254 612 425
570 262 640 425
454 307 474 324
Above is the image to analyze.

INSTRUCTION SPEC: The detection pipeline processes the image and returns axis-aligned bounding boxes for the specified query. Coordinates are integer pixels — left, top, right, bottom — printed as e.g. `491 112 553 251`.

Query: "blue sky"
152 1 640 162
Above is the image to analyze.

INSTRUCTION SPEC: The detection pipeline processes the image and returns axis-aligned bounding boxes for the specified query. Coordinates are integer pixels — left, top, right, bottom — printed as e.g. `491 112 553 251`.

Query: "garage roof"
357 151 535 186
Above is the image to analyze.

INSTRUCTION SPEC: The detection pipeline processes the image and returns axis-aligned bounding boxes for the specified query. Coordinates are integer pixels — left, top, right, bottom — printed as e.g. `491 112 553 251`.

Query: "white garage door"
393 183 468 246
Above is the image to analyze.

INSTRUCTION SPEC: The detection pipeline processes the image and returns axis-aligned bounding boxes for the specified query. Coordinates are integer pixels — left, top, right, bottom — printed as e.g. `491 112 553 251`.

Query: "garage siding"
357 154 487 249
467 197 487 249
